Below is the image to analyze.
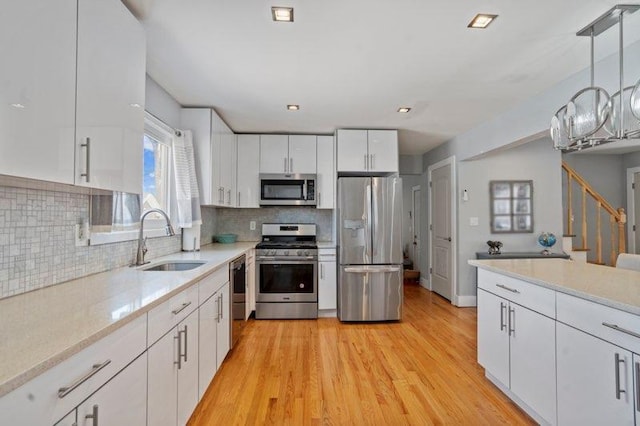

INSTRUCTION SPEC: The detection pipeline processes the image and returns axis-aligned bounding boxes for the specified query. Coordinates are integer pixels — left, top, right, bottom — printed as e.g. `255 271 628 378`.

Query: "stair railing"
562 161 627 265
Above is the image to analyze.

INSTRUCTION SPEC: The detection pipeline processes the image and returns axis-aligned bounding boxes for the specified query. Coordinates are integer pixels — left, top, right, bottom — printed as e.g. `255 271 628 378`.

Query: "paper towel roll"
182 225 201 251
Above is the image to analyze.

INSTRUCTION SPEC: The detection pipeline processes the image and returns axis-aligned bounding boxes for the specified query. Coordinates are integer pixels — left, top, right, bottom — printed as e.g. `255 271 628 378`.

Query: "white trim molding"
454 295 477 307
626 166 640 254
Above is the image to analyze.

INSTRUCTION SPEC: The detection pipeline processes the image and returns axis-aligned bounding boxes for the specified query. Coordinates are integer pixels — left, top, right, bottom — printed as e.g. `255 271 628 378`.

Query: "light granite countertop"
0 242 256 398
469 258 640 315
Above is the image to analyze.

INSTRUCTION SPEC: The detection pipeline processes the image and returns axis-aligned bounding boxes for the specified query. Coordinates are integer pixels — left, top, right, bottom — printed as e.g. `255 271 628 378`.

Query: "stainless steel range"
255 224 318 319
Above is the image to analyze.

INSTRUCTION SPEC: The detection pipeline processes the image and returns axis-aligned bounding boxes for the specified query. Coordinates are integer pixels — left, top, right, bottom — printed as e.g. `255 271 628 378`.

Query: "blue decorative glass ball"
538 232 557 248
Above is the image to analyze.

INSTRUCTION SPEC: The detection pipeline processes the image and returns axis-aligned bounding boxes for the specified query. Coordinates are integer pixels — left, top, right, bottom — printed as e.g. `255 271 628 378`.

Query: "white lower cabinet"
54 411 76 426
246 249 256 318
147 310 199 426
77 353 147 426
477 289 556 424
557 323 634 425
198 282 231 399
318 247 337 311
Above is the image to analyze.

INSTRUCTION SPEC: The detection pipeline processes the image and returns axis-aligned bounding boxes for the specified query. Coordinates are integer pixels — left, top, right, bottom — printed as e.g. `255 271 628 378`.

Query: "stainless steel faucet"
133 208 176 266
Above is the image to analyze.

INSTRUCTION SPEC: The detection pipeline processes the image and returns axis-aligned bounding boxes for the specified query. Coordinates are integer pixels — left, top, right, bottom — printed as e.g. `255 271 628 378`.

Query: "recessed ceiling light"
468 14 498 29
10 103 26 109
287 104 299 111
397 107 411 113
272 7 294 22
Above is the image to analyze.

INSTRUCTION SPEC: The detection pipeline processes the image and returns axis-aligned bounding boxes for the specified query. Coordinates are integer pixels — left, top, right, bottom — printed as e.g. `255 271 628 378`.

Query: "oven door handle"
344 266 401 273
257 256 277 260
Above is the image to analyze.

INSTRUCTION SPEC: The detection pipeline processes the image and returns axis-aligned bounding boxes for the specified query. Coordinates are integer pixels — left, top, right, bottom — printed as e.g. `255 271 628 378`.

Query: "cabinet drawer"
557 292 640 353
0 314 146 425
199 266 229 305
477 269 555 318
319 247 336 262
148 283 199 345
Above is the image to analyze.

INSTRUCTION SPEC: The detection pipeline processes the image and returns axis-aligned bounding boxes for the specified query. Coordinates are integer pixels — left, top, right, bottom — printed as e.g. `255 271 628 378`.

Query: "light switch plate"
250 221 256 231
469 217 479 226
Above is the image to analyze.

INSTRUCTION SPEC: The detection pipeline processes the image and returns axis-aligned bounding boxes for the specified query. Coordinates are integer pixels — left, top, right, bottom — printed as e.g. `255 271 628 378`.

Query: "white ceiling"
125 0 640 155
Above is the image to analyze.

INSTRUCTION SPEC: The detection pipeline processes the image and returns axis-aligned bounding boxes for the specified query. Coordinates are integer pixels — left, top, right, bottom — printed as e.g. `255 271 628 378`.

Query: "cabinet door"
147 328 178 426
367 130 398 173
477 289 510 386
199 295 218 399
210 112 224 205
219 120 236 207
288 135 317 174
54 410 76 426
557 322 634 426
181 109 213 204
634 353 640 426
260 135 289 173
247 252 256 317
318 260 337 310
236 135 260 208
77 353 147 426
76 0 145 193
509 305 556 425
177 312 199 426
337 130 368 172
316 135 335 209
216 283 231 371
0 0 76 184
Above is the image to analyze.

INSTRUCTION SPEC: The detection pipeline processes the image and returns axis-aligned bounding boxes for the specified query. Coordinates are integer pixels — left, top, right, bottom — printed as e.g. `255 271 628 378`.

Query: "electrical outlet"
469 217 479 226
250 221 256 231
75 221 89 246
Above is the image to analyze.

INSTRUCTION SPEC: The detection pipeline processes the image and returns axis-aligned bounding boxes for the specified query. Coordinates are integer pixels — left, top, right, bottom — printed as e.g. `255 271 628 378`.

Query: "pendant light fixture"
551 4 640 151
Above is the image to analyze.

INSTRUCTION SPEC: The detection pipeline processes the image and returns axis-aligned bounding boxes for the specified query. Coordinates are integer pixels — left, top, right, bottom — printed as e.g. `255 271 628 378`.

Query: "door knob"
447 237 452 242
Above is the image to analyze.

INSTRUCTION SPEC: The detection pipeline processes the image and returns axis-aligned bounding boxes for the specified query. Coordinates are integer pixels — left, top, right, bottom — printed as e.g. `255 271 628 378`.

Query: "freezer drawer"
338 265 403 321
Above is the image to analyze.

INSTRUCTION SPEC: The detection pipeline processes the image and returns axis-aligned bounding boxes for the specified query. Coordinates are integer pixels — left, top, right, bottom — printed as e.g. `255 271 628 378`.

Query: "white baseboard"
318 309 337 318
455 295 477 307
419 277 431 290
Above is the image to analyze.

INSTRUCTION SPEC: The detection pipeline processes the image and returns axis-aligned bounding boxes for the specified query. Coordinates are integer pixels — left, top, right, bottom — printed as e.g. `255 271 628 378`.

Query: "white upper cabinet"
75 0 145 194
316 135 335 209
260 135 317 174
181 108 235 207
337 129 398 174
236 135 261 208
259 134 289 173
0 1 76 184
288 135 317 174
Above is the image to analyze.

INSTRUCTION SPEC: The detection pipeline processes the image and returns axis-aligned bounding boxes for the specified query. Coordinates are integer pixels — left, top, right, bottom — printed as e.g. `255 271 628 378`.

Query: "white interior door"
430 163 453 300
411 186 421 268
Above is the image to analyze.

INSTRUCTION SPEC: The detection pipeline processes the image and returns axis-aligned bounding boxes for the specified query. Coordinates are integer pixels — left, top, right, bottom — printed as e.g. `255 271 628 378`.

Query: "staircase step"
587 260 607 266
562 234 576 238
572 248 591 252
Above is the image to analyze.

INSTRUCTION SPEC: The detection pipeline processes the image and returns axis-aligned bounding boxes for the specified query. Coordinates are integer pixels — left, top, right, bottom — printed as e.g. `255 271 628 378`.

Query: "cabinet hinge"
429 224 433 231
633 182 636 189
429 267 433 274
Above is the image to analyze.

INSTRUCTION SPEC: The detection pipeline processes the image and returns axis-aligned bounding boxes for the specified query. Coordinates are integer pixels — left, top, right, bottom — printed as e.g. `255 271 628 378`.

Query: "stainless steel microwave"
259 174 316 206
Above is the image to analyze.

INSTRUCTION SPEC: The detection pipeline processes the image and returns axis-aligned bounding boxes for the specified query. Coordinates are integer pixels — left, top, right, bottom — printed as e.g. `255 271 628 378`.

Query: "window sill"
89 228 174 246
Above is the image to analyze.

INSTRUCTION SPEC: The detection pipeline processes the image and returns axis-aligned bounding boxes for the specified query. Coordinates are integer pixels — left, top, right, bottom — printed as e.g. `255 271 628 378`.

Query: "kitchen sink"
141 261 207 271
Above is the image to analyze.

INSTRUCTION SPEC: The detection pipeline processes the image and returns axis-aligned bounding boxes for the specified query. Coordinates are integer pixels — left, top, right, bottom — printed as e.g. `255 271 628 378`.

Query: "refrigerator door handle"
344 266 401 273
365 183 372 261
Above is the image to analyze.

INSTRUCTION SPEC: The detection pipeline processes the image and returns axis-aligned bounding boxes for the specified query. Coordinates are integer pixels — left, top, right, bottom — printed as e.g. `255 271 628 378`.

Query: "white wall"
145 75 181 129
400 175 422 266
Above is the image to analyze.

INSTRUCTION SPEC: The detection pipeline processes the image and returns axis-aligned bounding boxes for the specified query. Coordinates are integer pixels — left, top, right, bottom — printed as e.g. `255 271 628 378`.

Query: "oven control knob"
284 250 289 255
304 250 309 256
269 250 276 255
297 250 302 256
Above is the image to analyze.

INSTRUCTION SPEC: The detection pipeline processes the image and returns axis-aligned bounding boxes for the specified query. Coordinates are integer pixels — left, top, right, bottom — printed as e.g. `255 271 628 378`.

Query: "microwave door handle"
302 180 307 200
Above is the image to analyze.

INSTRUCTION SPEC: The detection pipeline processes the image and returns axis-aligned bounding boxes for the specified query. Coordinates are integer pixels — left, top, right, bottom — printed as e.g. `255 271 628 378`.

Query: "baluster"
567 173 574 236
581 186 587 249
596 201 602 264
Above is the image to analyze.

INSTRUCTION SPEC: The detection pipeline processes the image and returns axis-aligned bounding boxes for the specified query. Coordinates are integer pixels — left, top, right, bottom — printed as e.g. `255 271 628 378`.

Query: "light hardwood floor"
189 282 534 425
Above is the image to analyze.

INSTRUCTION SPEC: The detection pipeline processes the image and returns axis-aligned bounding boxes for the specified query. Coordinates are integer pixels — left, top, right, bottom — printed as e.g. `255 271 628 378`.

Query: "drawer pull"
496 283 520 294
171 301 192 315
85 404 99 426
603 322 640 339
615 353 626 400
58 360 111 398
508 307 516 336
500 302 507 331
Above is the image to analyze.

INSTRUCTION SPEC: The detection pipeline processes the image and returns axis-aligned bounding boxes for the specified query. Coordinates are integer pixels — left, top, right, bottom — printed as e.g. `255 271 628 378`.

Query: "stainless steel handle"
284 157 288 173
636 362 640 411
496 283 520 294
371 154 375 169
257 256 276 260
237 191 240 206
80 137 91 182
302 180 307 200
344 266 401 273
58 360 111 398
216 295 221 323
615 353 626 400
174 330 182 369
219 293 224 320
182 325 188 363
290 157 293 172
227 189 231 205
508 307 515 336
320 263 324 279
171 301 192 315
500 302 506 331
318 192 321 206
364 154 368 170
221 187 224 203
85 404 98 426
603 322 640 339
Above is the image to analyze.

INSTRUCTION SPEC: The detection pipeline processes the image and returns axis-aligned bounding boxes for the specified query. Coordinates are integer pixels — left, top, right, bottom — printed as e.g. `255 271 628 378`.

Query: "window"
490 180 534 233
89 113 175 244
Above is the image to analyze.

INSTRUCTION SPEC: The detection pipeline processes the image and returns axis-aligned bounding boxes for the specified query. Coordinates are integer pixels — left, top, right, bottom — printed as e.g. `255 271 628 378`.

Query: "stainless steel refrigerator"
337 177 403 321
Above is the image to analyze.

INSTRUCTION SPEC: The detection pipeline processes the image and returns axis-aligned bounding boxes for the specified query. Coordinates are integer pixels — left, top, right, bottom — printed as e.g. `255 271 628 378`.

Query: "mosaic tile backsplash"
0 185 181 299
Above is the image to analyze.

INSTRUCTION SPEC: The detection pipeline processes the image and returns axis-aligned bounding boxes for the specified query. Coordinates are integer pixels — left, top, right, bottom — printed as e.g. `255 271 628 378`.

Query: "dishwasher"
230 254 246 348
